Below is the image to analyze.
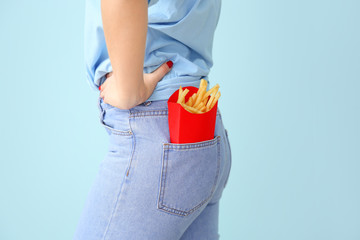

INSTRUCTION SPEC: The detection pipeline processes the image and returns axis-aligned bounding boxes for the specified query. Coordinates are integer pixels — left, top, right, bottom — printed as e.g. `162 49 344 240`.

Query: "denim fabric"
73 96 232 240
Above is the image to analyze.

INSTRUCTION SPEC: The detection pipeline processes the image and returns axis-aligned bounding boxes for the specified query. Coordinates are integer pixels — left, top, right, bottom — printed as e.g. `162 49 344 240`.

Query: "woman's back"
84 0 221 101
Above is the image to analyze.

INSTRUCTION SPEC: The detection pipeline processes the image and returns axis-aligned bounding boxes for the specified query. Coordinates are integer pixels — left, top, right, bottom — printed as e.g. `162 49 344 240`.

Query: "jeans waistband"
98 96 221 118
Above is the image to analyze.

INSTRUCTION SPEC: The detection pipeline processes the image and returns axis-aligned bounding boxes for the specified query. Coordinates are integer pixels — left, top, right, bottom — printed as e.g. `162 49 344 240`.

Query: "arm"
101 0 161 109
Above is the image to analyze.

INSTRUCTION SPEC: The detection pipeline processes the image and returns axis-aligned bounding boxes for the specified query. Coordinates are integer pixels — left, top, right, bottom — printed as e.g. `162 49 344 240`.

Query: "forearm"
101 0 148 108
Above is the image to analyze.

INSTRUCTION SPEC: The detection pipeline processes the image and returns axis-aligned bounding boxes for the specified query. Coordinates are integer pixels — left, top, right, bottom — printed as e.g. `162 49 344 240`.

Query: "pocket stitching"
157 136 221 217
223 129 232 189
164 136 220 150
100 109 132 135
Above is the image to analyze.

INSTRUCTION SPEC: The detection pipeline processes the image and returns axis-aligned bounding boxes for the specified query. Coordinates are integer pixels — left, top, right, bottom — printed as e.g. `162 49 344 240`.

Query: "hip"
73 96 233 238
97 95 232 200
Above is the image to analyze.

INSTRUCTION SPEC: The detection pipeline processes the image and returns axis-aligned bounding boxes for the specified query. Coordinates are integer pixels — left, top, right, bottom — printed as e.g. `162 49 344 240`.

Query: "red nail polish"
166 60 173 69
99 85 101 91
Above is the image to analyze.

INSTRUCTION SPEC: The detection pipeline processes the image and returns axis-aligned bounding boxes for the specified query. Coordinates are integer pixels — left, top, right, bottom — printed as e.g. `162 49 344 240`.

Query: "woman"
74 0 231 239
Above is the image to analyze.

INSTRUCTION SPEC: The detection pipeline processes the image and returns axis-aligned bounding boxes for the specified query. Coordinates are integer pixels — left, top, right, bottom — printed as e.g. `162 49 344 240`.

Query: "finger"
151 60 173 82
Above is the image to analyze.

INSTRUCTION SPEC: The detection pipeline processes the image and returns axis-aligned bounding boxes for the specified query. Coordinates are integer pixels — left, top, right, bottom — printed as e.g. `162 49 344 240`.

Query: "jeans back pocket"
157 135 221 217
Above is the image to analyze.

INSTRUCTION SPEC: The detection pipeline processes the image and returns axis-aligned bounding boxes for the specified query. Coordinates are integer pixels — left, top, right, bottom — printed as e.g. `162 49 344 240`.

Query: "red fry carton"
167 86 218 144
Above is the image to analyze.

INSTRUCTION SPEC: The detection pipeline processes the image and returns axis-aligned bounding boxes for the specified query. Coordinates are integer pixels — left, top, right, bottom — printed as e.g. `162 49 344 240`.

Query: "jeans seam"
125 119 136 177
101 164 130 240
158 146 168 213
102 119 134 240
223 129 231 189
102 192 120 240
130 110 169 118
129 110 221 118
111 130 132 136
163 136 219 150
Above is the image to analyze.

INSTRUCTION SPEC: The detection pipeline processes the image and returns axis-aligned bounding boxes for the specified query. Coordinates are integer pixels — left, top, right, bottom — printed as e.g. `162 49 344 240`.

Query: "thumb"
150 60 173 82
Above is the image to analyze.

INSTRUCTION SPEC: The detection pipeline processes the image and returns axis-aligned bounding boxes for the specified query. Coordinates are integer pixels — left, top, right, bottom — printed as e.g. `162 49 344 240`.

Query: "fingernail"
166 60 173 69
99 85 101 91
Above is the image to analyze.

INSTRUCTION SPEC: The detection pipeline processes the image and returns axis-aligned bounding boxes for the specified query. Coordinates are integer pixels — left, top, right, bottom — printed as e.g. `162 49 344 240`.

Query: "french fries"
176 79 221 114
177 88 189 104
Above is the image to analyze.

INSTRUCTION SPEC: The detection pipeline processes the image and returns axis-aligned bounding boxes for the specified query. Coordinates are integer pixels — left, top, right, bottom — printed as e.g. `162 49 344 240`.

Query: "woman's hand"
101 0 173 109
99 60 173 109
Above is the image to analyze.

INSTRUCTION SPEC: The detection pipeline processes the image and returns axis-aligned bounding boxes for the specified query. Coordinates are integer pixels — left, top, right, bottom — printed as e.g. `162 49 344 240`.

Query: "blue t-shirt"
84 0 221 101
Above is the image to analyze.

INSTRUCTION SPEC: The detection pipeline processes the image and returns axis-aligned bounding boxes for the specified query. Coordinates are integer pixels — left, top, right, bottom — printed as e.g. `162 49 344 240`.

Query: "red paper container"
167 86 218 144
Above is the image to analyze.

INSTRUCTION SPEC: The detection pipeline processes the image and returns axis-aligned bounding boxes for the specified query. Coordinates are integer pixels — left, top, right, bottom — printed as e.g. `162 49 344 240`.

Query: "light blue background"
1 0 359 239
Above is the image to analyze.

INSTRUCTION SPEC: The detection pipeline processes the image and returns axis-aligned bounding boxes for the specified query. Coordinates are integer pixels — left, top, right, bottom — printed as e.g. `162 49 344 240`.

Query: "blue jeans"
73 96 232 240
